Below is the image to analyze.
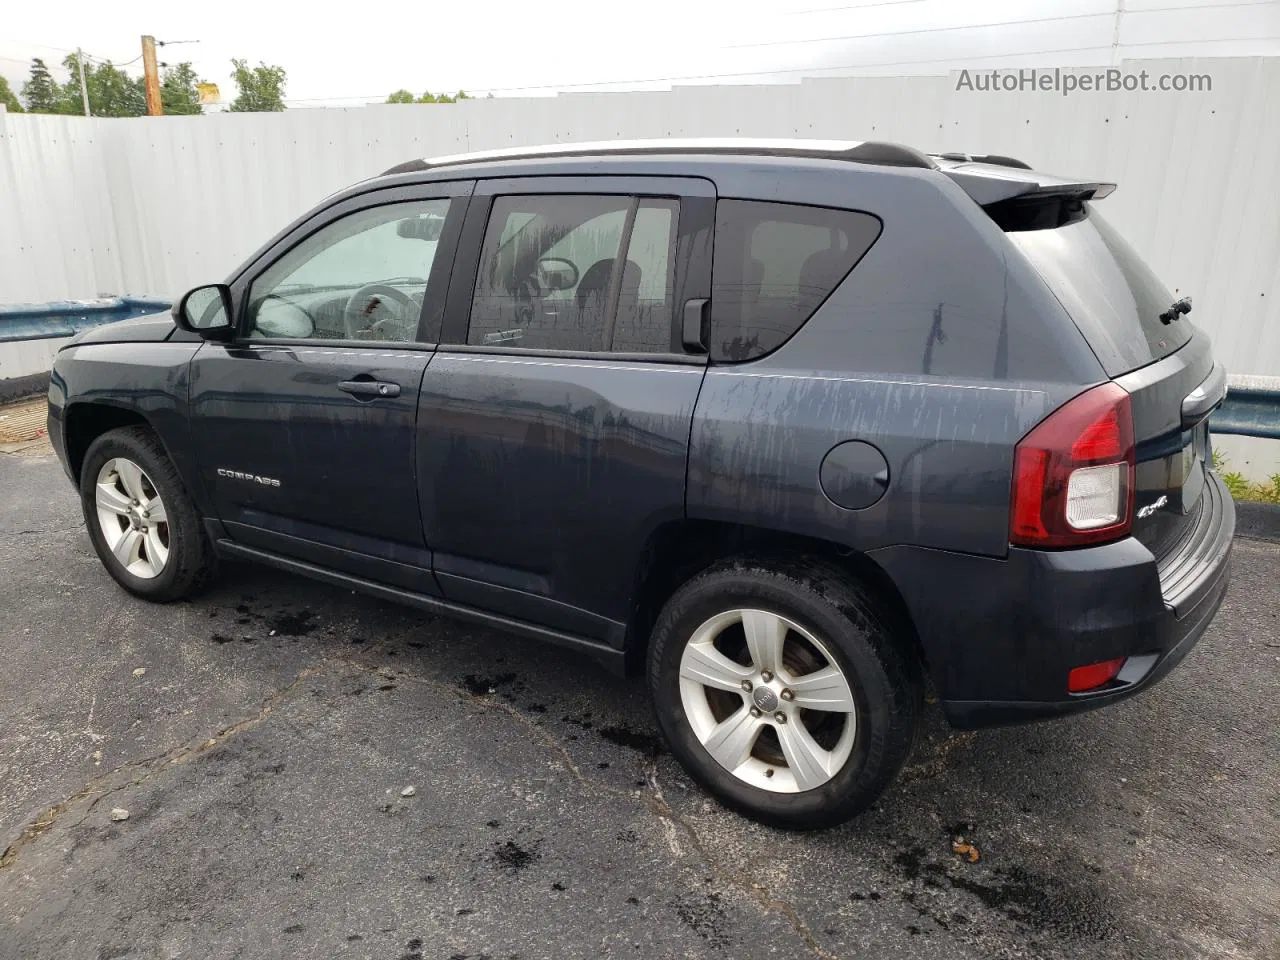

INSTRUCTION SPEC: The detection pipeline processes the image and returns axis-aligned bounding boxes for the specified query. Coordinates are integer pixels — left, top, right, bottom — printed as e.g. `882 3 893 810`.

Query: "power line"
277 31 1278 104
791 0 925 14
728 10 1114 49
736 0 1280 47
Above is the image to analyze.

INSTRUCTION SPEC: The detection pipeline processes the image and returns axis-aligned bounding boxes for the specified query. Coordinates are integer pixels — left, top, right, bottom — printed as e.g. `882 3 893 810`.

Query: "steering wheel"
343 283 417 340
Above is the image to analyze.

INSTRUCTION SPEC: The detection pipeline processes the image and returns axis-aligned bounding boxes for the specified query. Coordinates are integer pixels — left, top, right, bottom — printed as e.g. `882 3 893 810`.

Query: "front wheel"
647 559 921 829
80 425 214 602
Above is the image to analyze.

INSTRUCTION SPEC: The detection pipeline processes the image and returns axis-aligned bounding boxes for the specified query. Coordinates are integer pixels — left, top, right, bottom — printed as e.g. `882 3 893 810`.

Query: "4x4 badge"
1137 495 1168 519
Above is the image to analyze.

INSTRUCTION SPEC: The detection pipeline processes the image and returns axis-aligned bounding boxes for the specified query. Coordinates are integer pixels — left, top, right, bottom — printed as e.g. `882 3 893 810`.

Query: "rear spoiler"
933 156 1116 207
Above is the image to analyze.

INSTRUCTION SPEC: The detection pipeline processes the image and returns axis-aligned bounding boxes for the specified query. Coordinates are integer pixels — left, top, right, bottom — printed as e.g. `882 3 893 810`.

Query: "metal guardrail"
0 299 1276 439
0 297 171 343
1212 376 1280 441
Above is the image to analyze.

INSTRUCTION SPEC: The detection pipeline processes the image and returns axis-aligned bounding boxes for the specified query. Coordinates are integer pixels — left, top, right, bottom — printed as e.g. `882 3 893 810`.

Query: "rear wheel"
80 426 214 601
648 559 921 829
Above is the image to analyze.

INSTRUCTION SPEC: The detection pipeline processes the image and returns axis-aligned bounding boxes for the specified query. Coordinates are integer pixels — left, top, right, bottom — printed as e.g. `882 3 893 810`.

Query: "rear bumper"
869 471 1234 729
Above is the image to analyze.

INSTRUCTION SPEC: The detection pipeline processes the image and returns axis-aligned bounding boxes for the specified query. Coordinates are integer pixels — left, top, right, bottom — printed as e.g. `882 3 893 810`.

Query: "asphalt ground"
1 448 1277 960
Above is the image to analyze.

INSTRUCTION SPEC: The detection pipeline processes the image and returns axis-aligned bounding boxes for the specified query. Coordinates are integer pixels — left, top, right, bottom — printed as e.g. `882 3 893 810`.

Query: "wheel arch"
64 402 153 484
625 519 928 683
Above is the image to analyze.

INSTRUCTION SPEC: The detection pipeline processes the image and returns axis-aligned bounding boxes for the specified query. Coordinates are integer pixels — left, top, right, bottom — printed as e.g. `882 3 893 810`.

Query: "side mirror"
174 284 234 338
536 257 579 293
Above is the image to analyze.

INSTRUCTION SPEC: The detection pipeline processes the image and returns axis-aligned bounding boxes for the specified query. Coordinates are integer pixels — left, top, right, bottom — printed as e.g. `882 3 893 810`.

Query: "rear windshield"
1006 206 1192 376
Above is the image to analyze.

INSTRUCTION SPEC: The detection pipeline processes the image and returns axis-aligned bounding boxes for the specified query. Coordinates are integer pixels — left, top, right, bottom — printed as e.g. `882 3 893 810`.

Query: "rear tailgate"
937 157 1223 567
1002 197 1221 567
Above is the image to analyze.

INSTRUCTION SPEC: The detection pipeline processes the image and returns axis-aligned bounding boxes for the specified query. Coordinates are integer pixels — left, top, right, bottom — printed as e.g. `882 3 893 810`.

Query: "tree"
229 59 286 112
61 53 146 117
161 62 202 115
0 76 22 113
386 89 470 104
21 58 61 113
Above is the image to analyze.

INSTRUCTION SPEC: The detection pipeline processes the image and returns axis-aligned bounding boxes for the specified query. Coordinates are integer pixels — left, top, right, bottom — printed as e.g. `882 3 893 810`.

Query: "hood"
63 310 179 348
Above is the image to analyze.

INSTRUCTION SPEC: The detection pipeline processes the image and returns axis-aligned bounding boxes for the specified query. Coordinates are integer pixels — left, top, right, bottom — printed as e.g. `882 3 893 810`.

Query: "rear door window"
1006 207 1192 376
710 200 882 362
468 194 679 354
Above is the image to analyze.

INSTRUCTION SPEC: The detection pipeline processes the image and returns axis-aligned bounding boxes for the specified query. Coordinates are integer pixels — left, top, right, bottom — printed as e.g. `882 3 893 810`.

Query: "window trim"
226 180 474 348
440 175 715 361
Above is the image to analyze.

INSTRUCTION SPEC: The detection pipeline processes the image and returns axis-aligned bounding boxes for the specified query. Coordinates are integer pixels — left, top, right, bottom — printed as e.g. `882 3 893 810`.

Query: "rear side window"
710 200 881 362
1006 206 1192 376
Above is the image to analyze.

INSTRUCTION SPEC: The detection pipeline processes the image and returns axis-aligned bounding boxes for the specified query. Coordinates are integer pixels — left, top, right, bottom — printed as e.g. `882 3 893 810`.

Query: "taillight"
1010 383 1135 548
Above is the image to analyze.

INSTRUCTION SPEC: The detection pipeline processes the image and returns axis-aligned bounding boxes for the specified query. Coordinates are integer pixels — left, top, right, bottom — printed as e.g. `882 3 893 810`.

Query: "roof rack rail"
379 138 937 177
934 152 1033 170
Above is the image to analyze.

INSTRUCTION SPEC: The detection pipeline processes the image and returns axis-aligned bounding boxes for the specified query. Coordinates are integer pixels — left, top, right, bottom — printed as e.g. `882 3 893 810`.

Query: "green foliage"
229 59 286 112
161 63 202 115
0 75 23 113
64 53 146 117
1214 452 1280 503
17 55 206 117
20 58 62 113
1222 471 1251 500
386 89 471 104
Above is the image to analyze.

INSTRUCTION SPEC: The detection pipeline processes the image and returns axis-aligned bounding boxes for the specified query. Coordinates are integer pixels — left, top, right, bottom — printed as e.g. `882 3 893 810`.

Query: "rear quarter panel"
689 164 1106 558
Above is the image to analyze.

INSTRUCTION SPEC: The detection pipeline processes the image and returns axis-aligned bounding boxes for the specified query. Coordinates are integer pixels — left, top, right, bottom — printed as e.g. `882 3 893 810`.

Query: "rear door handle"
338 379 401 398
682 298 709 353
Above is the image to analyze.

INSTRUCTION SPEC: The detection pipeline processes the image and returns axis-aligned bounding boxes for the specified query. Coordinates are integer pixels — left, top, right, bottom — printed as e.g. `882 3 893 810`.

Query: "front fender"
50 341 211 516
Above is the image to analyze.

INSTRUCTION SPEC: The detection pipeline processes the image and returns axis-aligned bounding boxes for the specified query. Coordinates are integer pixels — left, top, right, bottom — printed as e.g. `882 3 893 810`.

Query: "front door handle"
338 379 401 398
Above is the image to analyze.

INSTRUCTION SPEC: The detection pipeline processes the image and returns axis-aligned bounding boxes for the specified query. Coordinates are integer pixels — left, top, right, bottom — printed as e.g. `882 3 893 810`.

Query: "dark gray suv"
47 139 1233 827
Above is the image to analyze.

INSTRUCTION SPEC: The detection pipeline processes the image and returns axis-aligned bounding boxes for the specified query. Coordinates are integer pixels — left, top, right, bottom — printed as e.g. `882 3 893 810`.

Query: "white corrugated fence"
1 56 1278 378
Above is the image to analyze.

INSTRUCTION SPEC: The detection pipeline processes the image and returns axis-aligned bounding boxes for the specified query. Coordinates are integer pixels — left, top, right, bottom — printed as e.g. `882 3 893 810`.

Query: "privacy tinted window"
469 195 679 353
1006 206 1192 376
710 200 882 361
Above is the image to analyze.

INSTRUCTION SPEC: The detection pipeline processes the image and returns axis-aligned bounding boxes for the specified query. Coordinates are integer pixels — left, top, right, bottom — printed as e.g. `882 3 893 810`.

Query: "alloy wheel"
95 457 170 579
678 608 858 793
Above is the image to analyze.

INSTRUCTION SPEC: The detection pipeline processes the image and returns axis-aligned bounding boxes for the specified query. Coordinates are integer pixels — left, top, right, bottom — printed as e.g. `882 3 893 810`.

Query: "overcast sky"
3 0 1278 107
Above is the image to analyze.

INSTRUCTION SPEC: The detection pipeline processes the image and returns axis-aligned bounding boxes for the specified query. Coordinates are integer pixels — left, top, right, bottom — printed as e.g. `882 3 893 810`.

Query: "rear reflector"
1068 657 1127 693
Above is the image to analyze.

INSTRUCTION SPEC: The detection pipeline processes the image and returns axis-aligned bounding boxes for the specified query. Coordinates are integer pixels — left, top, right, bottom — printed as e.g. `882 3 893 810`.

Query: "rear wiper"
1160 296 1192 324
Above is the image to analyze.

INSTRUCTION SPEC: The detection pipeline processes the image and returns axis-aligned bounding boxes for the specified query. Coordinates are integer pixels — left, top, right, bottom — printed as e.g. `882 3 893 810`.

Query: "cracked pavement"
1 451 1278 960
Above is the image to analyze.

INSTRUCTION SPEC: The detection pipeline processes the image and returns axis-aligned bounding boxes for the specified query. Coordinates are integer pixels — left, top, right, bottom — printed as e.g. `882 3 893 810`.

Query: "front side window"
468 194 679 353
710 200 882 361
247 198 453 342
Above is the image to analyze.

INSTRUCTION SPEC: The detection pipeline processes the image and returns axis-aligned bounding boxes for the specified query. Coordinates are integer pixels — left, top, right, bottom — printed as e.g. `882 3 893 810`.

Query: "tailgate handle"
1181 363 1226 427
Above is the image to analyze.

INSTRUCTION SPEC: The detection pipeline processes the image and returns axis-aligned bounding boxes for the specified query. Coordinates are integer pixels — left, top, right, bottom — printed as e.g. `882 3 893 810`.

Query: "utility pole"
76 47 91 116
141 35 163 116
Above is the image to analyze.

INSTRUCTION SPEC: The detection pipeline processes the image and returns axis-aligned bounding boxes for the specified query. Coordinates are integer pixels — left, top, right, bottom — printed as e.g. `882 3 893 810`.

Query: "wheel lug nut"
764 768 774 778
741 679 753 692
760 671 773 683
749 707 762 718
775 712 787 724
780 689 794 701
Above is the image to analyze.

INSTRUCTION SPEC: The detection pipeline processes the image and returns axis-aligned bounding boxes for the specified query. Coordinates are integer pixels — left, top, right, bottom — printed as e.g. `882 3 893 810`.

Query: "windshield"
1007 206 1193 376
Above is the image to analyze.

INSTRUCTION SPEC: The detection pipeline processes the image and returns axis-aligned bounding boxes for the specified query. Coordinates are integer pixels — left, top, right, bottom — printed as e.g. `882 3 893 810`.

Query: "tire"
79 425 215 602
647 558 921 829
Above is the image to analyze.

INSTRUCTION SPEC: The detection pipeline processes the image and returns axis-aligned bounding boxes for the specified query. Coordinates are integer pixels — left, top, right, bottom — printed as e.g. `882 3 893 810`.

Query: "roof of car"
380 138 939 176
375 138 1115 208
